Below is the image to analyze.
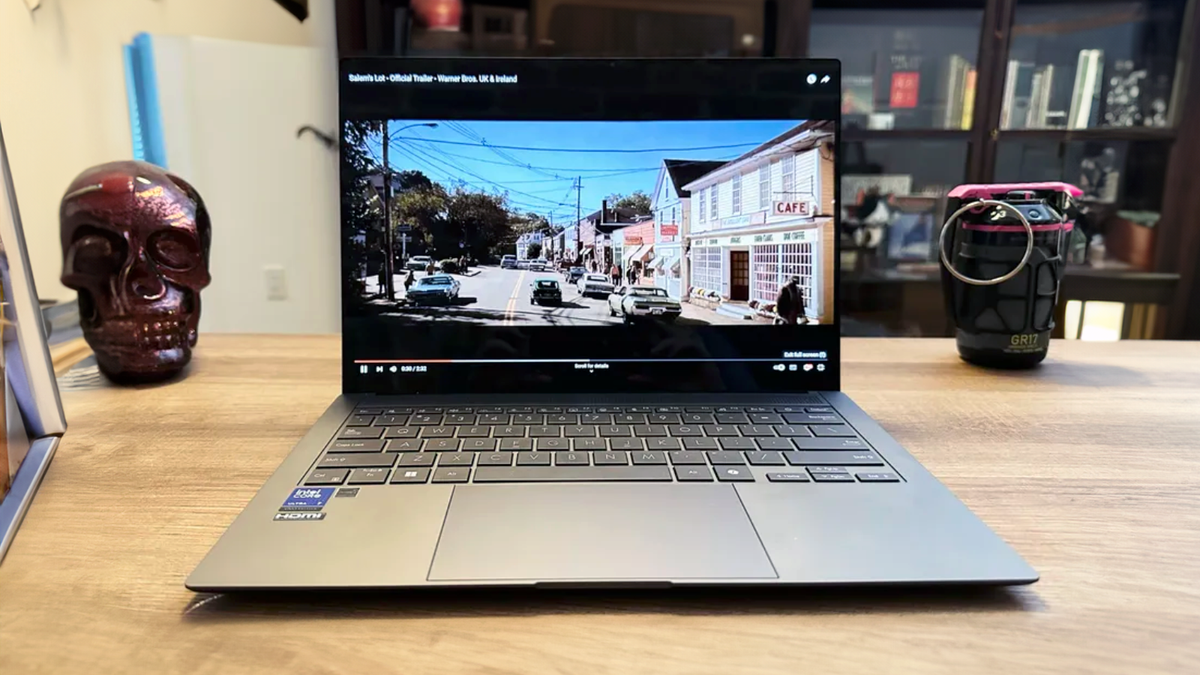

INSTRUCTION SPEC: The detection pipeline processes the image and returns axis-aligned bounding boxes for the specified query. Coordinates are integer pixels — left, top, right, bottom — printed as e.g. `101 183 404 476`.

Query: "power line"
390 141 578 210
391 135 763 154
395 140 575 208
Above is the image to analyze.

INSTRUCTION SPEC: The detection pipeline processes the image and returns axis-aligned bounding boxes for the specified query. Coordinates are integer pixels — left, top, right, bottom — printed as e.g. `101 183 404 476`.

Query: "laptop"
187 58 1038 590
0 121 69 563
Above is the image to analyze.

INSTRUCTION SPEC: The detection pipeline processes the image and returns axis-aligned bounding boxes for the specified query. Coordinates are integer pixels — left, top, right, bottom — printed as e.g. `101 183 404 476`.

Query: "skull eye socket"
70 229 125 277
148 230 197 271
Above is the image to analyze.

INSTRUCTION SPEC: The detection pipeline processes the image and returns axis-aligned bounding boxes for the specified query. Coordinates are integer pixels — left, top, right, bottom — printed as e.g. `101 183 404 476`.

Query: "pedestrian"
775 276 805 325
426 261 435 275
403 269 415 294
610 263 620 287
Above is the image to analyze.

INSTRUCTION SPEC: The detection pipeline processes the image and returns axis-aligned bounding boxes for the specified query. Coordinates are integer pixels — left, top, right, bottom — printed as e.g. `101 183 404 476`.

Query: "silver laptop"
0 122 69 563
188 58 1037 590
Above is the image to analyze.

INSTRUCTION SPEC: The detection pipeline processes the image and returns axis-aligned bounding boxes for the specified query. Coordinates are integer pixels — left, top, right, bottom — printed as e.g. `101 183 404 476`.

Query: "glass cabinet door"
809 1 988 130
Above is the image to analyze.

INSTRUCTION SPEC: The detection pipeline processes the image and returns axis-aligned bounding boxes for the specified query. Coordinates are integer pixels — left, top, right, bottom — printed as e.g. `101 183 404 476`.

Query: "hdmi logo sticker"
274 512 326 521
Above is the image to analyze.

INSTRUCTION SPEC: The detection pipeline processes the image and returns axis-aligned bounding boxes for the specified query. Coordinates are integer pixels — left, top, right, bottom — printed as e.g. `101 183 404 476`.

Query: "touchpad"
428 484 777 582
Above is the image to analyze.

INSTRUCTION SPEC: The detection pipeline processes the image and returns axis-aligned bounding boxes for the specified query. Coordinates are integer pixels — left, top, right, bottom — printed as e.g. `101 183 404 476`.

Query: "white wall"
0 0 336 330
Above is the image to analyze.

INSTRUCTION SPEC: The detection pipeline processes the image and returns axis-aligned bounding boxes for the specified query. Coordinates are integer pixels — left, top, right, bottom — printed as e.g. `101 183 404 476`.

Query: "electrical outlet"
264 266 288 301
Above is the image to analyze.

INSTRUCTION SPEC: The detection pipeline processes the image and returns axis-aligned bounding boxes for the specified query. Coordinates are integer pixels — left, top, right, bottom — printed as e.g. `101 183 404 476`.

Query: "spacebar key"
473 466 673 482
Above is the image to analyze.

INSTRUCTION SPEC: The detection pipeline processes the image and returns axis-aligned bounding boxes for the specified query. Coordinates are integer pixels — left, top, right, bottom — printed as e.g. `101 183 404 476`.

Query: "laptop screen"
339 58 840 395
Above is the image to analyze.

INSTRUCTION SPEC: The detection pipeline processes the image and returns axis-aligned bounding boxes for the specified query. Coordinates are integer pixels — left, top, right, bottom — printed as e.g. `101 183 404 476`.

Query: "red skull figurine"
60 161 211 383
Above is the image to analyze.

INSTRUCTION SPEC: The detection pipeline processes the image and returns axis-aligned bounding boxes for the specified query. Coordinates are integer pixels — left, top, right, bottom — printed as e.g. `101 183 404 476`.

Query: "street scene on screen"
342 119 836 326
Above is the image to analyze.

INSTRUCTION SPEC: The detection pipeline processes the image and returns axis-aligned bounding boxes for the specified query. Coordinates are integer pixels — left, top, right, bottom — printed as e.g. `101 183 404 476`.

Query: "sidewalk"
680 301 751 325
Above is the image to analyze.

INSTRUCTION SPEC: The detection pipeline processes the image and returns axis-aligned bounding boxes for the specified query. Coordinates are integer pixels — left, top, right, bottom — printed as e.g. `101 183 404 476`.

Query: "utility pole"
381 120 395 300
575 176 582 263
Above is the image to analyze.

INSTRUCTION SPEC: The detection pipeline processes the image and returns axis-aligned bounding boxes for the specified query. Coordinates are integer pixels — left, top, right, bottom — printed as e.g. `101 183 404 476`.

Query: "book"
1000 60 1021 129
936 55 971 130
890 71 920 109
961 69 977 129
1004 62 1036 129
842 75 874 115
1025 65 1055 128
1068 49 1105 129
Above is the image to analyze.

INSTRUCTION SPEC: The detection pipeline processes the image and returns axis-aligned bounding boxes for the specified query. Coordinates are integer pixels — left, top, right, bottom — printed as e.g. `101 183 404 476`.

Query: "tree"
606 190 652 214
340 121 381 307
526 242 543 259
446 188 512 261
392 183 449 256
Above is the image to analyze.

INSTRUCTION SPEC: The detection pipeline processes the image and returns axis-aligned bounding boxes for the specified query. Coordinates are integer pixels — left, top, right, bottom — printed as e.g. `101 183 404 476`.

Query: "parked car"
406 274 460 304
501 254 517 269
608 285 682 323
517 259 531 270
565 266 586 283
529 278 562 306
577 273 615 298
529 258 550 272
406 255 434 271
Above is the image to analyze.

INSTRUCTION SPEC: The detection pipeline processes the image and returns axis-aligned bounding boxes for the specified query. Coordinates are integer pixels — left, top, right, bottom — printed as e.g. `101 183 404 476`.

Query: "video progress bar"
355 358 829 365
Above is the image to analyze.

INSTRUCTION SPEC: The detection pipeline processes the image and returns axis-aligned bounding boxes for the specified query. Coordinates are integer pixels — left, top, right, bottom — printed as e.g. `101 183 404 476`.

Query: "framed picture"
885 196 941 262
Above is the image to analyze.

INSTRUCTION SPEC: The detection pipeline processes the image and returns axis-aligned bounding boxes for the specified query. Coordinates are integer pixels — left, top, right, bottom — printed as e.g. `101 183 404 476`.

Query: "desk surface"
2 335 1198 675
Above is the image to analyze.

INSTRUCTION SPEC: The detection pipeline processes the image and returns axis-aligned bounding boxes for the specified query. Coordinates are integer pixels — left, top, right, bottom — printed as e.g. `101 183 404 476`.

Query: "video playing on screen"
341 119 836 329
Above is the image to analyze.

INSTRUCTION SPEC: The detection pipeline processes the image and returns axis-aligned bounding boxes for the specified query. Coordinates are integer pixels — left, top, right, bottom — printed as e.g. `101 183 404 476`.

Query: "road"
367 266 624 326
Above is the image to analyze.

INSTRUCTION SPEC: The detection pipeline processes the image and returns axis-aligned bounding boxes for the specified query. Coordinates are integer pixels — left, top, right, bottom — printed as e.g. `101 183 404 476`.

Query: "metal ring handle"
938 199 1035 287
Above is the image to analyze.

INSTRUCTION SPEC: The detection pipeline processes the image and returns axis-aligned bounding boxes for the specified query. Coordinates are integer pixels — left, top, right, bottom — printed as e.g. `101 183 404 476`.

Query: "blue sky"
365 120 800 225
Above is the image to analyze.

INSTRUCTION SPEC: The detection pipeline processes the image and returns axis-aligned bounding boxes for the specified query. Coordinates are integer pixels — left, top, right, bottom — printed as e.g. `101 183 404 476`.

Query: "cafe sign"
773 200 813 217
719 212 767 228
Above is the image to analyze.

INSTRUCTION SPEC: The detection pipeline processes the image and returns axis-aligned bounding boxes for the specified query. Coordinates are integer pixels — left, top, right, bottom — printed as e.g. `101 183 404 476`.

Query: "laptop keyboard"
303 405 903 486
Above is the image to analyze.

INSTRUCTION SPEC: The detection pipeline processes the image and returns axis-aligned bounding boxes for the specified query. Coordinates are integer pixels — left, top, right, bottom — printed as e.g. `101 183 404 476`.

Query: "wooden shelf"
841 128 973 142
996 127 1177 143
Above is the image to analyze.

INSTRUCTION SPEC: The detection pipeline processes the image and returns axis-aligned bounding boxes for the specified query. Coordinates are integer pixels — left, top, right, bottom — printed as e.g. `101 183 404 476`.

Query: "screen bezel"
339 57 842 396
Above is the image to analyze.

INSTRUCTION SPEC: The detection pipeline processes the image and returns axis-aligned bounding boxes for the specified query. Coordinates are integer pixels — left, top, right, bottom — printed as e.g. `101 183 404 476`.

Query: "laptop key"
478 452 514 467
444 414 472 425
328 439 386 453
668 425 703 437
674 466 713 482
615 413 646 424
649 413 680 424
338 426 383 440
702 425 737 437
811 425 856 437
715 413 749 424
783 413 841 425
529 426 560 438
811 472 855 483
409 414 442 425
517 452 552 466
717 437 755 450
377 415 409 426
319 453 397 469
537 407 563 414
548 414 578 425
580 413 612 425
499 438 534 451
627 406 655 413
424 439 461 452
608 438 643 451
748 413 783 424
564 425 596 437
856 472 901 482
785 451 883 466
766 472 810 482
715 466 754 482
473 466 673 482
439 453 475 467
462 438 497 451
773 425 812 437
668 451 707 465
536 438 570 451
647 437 682 451
682 437 719 450
755 437 795 451
707 451 745 465
446 407 474 414
478 414 509 425
347 467 390 484
682 413 715 424
633 425 667 437
572 438 606 451
390 467 431 484
432 467 471 483
739 425 775 437
305 469 349 485
656 406 682 413
807 407 834 413
386 439 423 452
556 451 590 466
594 451 628 466
477 407 503 414
514 414 543 425
415 407 443 414
506 407 533 414
746 451 785 466
347 415 375 426
493 426 526 438
457 426 490 438
384 427 419 439
807 466 850 474
420 426 454 439
794 437 869 451
599 425 632 437
632 451 667 465
398 453 436 467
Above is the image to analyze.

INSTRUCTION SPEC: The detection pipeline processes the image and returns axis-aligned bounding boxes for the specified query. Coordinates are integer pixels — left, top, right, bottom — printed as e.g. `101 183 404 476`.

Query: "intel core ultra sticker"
281 487 334 511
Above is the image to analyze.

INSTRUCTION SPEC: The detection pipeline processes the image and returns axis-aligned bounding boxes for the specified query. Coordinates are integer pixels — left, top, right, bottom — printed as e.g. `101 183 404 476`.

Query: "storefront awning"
650 247 679 272
623 243 651 263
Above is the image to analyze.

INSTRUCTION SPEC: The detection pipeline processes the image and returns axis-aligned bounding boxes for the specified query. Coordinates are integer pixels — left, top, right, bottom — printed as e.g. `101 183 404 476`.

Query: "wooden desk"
2 335 1198 675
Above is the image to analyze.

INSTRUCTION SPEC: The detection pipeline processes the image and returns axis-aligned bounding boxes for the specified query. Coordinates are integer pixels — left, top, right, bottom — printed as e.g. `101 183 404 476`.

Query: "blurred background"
2 0 1197 343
